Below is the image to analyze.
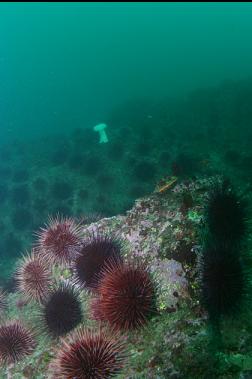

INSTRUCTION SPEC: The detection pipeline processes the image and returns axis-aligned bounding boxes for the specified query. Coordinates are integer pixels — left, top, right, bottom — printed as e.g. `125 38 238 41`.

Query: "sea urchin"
94 261 157 331
73 233 123 291
36 216 83 265
52 328 126 379
200 242 248 320
40 283 83 338
16 249 51 303
205 180 248 244
0 321 35 365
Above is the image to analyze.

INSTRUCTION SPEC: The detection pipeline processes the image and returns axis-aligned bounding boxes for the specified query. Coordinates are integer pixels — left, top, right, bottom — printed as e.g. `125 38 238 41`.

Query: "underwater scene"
1 2 252 378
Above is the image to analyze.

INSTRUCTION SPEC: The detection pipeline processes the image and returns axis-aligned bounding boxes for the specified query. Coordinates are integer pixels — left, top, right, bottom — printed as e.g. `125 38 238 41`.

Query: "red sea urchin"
36 216 83 265
16 250 51 303
51 327 126 379
0 321 35 365
73 233 124 291
94 261 157 331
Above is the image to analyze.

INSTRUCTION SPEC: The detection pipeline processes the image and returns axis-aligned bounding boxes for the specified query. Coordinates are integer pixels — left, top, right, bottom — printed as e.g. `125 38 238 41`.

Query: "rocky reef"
0 176 252 379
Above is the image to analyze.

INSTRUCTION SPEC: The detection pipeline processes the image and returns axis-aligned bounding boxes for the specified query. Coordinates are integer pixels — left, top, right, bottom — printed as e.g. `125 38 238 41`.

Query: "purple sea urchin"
0 321 35 365
40 283 83 338
73 233 123 291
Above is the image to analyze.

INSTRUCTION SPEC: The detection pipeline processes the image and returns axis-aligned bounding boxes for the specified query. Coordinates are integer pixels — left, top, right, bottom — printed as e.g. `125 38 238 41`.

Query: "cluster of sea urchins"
0 215 157 378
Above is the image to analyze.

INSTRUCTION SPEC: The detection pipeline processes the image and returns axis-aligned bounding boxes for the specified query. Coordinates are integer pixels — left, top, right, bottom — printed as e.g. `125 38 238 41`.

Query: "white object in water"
93 123 108 143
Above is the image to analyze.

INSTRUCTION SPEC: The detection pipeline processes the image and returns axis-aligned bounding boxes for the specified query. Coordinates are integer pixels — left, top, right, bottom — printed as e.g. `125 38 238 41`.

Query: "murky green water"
0 4 252 379
0 2 252 283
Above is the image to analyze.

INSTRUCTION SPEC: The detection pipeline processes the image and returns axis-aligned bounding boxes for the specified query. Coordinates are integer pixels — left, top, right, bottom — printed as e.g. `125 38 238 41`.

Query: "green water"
1 4 252 379
1 2 252 141
0 2 252 283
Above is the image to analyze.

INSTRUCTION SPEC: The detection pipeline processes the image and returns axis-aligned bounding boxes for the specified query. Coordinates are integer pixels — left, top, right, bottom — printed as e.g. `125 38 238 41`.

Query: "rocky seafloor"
1 176 252 379
1 78 252 288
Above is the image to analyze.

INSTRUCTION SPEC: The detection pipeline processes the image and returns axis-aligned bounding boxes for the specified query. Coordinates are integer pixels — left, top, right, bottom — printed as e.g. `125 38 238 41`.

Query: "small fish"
155 176 178 193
